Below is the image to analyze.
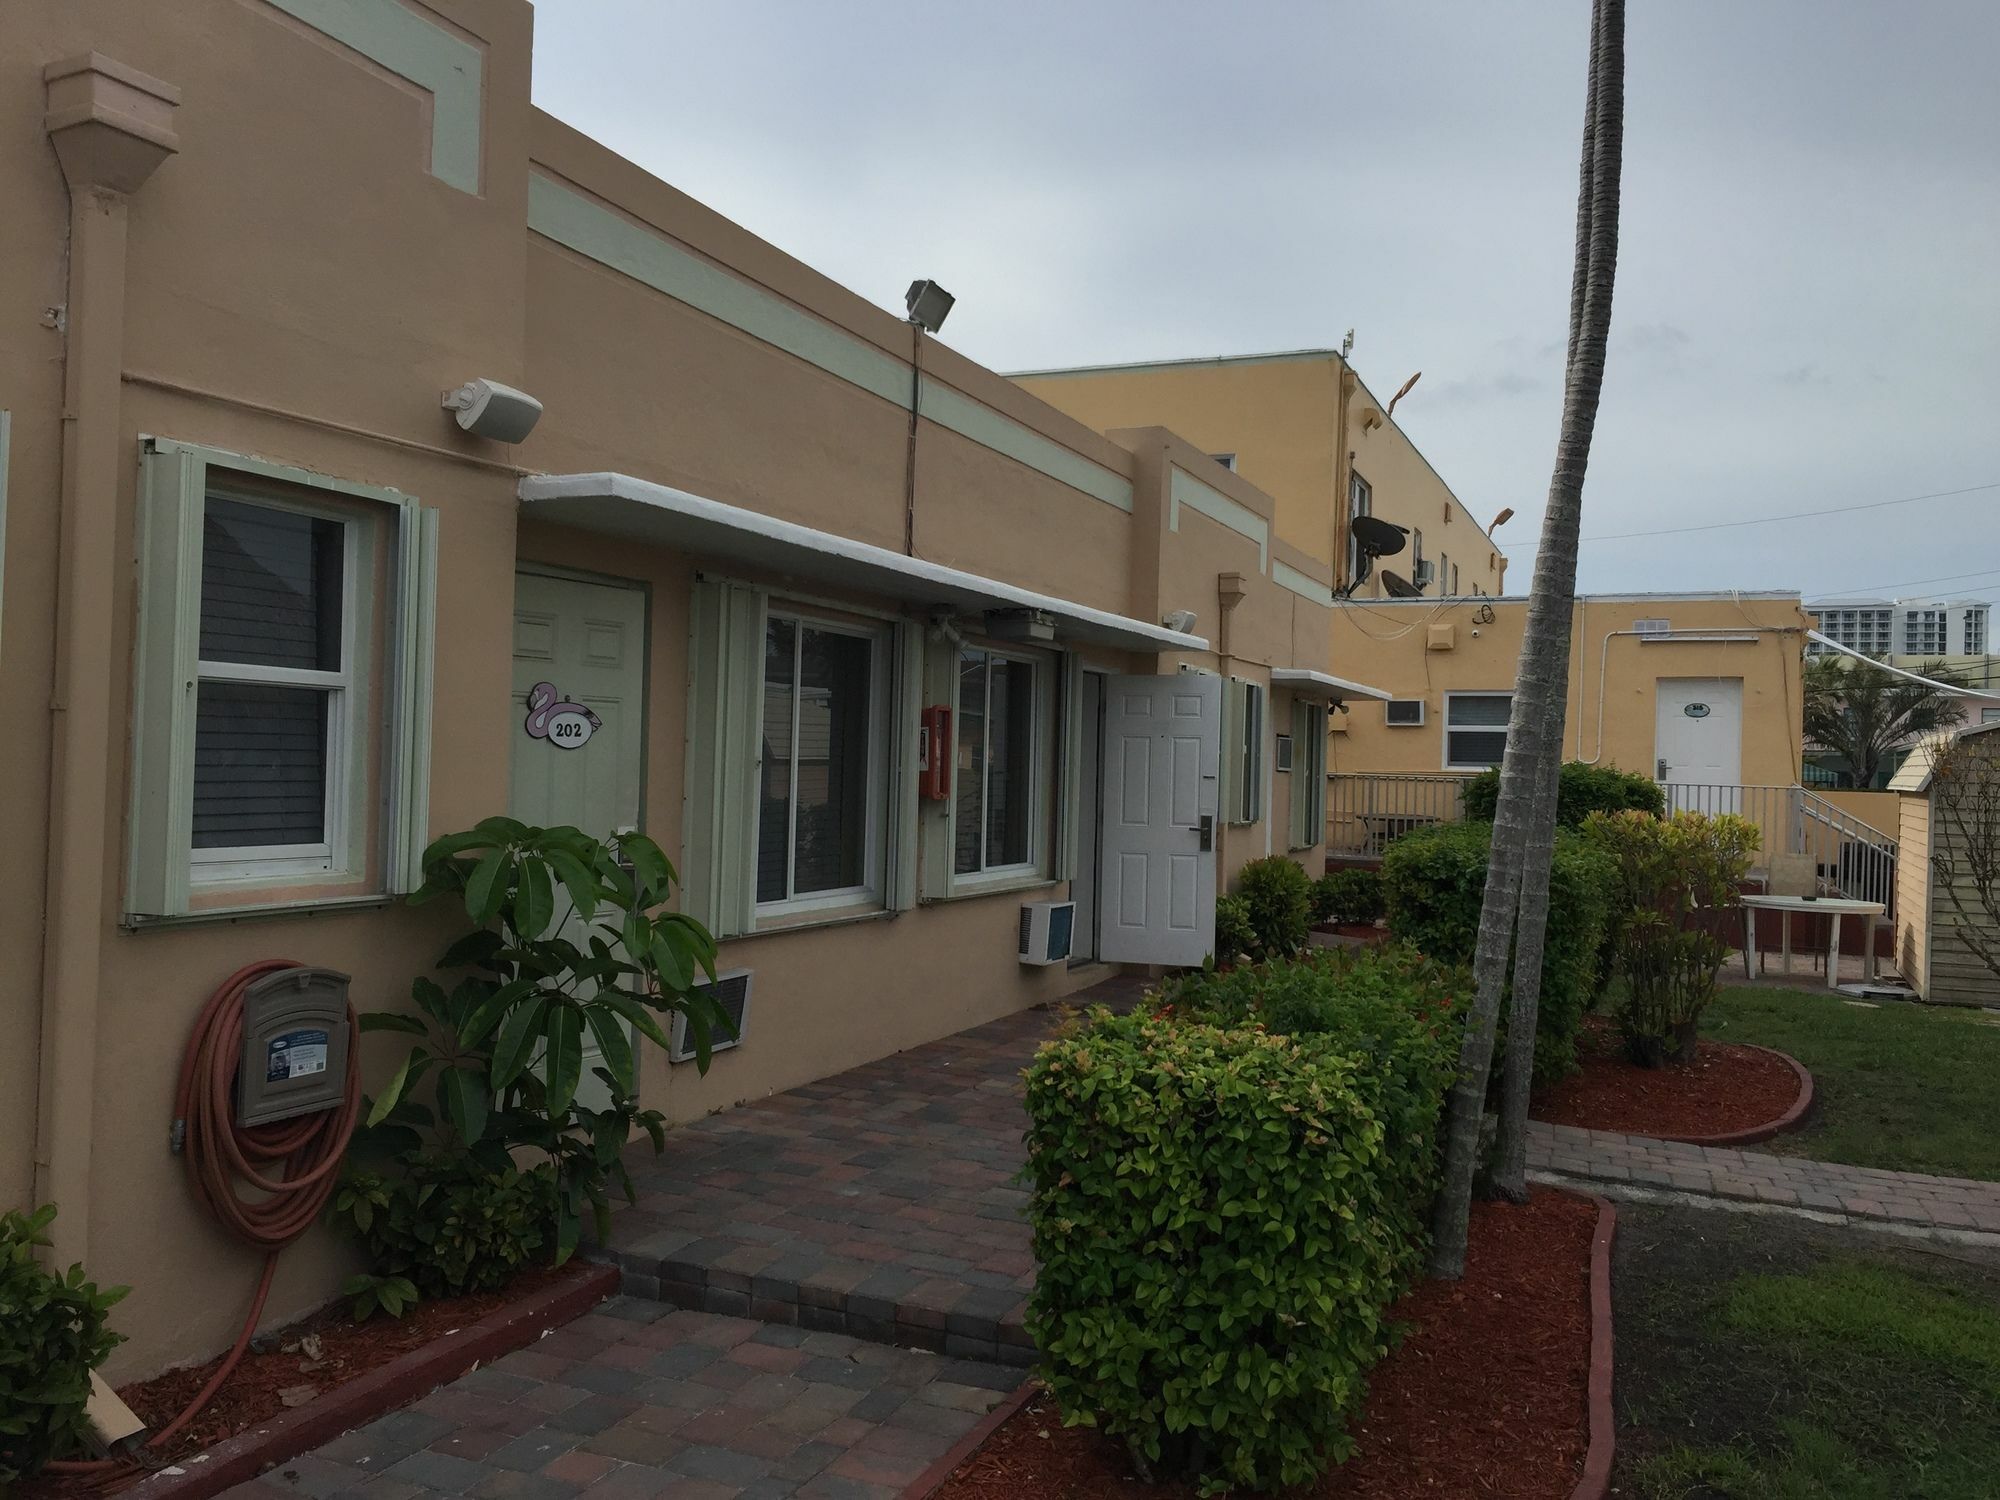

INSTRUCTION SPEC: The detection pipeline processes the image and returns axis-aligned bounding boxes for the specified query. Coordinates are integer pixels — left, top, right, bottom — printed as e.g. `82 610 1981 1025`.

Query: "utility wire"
1508 479 2000 549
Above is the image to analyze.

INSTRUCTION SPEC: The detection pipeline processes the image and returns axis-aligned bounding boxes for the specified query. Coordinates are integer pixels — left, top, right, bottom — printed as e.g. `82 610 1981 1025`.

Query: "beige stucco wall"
1014 354 1506 597
3 0 1339 1379
1329 594 1810 786
1817 789 1901 838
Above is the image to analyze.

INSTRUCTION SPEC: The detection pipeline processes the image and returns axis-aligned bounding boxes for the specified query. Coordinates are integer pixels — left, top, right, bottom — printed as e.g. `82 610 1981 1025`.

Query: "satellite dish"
1381 569 1424 598
1351 515 1409 560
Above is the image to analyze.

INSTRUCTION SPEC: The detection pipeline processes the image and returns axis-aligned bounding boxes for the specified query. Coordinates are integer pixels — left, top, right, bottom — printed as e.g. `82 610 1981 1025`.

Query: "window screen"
192 499 347 853
756 615 878 904
955 648 1039 874
1445 692 1512 769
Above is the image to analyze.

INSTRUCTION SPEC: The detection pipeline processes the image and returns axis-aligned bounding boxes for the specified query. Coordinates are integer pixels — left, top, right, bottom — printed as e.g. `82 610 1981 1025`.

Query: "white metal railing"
1327 773 1472 855
1325 774 1899 913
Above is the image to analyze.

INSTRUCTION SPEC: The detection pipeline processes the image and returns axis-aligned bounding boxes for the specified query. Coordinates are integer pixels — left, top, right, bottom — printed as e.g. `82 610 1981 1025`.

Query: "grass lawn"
1615 1202 2000 1499
1700 986 2000 1181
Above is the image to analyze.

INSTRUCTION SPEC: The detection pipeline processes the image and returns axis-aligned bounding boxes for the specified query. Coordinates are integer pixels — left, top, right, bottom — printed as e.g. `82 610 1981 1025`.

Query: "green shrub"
1460 760 1666 826
1212 894 1255 964
330 1157 561 1315
1584 809 1759 1066
1234 855 1313 961
0 1205 127 1483
1312 867 1385 926
1381 820 1613 1085
1024 1009 1437 1491
1162 945 1463 1236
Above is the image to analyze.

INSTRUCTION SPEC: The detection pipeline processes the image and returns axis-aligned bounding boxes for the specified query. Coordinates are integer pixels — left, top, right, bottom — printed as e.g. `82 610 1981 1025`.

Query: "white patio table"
1739 894 1886 991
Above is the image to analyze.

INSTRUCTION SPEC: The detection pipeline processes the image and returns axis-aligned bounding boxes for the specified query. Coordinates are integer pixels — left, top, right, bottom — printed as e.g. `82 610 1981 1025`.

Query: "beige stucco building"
1013 349 1510 600
1324 592 1814 855
3 0 1364 1378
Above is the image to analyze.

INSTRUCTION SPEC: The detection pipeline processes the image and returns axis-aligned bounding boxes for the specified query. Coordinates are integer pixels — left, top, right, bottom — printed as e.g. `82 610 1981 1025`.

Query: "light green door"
509 571 647 1110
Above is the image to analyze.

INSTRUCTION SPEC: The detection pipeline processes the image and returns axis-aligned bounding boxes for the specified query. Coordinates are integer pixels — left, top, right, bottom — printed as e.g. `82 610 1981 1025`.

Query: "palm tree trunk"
1493 729 1568 1201
1430 0 1624 1277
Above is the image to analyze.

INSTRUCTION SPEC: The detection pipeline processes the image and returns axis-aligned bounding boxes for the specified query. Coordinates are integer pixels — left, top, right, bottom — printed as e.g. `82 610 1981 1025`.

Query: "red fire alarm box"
919 705 952 800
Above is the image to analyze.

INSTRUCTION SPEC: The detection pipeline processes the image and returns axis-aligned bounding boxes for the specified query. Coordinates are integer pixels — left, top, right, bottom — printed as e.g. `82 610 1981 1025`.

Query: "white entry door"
1656 677 1743 812
509 571 647 1109
1097 673 1221 967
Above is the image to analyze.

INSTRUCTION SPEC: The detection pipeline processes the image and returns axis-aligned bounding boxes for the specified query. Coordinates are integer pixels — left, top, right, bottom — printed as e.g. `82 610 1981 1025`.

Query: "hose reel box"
236 966 353 1127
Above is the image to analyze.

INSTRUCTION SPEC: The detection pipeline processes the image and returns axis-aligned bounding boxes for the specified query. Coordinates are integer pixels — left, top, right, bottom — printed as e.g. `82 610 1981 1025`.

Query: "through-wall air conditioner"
1385 700 1427 727
669 968 752 1063
1019 901 1075 966
1412 559 1436 586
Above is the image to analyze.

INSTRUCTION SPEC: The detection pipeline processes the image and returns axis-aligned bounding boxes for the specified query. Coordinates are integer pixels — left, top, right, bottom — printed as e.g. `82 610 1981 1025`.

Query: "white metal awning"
518 472 1209 653
1270 667 1394 703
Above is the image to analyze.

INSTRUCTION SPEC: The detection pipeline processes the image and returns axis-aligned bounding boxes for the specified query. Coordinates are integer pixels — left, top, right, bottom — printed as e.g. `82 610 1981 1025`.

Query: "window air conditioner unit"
1019 901 1075 966
1385 700 1426 726
1411 560 1436 586
669 968 752 1063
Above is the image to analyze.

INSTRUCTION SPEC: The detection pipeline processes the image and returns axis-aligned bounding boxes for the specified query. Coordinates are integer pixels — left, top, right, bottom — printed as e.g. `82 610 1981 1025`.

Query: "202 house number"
524 681 602 751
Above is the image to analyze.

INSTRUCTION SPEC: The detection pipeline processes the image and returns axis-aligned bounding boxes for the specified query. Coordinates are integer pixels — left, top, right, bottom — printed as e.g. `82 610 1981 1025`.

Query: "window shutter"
126 441 205 918
683 579 764 937
1052 650 1086 882
384 504 439 893
886 619 923 911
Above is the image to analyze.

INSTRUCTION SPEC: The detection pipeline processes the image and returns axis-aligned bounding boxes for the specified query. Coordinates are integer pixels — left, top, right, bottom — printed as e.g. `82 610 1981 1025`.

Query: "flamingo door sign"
523 681 601 750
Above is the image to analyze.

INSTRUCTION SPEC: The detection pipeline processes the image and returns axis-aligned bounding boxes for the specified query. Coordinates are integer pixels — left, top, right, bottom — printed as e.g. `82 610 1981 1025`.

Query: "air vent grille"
669 968 752 1064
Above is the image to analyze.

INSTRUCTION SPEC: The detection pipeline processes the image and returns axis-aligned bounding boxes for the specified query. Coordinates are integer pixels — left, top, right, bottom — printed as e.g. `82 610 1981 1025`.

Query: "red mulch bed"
25 1262 576 1498
932 1189 1598 1499
1532 1016 1801 1138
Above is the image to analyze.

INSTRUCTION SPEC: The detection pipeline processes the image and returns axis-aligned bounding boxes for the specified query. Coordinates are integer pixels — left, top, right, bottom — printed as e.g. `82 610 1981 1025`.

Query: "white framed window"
1451 562 1460 597
1222 677 1266 826
128 439 437 921
1346 471 1373 584
755 611 889 915
953 646 1047 878
1443 691 1512 770
190 494 360 881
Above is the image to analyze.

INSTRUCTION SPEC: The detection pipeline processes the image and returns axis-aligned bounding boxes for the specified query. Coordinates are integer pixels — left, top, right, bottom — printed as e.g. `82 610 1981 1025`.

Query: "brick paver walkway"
596 1007 1064 1366
222 1299 1019 1500
1527 1121 2000 1232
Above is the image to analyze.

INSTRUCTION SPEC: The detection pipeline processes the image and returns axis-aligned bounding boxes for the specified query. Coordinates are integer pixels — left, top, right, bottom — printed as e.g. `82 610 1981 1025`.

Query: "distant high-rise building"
1808 597 1990 660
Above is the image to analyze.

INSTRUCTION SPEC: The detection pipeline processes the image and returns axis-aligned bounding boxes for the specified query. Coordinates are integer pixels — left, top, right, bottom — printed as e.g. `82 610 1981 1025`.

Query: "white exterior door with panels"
509 572 647 1109
1656 677 1742 812
1097 673 1221 967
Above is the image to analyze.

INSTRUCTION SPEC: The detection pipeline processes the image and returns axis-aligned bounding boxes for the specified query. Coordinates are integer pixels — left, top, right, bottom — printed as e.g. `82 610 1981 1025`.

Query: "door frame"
1071 666 1110 965
512 562 653 834
1652 676 1744 786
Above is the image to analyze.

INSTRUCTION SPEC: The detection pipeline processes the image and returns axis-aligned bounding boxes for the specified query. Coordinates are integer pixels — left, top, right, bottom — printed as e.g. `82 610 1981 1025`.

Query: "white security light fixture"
1163 609 1199 634
904 279 955 333
443 378 544 443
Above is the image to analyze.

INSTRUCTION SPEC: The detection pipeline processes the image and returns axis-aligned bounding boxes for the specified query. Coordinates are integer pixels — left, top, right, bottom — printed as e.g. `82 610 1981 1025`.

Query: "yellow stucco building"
1014 349 1510 600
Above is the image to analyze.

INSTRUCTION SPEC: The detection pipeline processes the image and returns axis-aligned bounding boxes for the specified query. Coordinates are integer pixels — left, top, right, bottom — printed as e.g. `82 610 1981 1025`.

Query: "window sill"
741 904 896 940
933 870 1062 903
124 893 397 932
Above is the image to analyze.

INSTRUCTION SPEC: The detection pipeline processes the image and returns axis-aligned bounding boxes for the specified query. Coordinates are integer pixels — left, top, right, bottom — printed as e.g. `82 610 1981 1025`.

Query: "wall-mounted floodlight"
905 279 955 333
443 379 543 443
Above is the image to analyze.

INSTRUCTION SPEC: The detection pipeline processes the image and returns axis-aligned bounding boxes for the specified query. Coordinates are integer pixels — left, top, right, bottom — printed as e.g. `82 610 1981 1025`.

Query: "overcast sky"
531 1 2000 613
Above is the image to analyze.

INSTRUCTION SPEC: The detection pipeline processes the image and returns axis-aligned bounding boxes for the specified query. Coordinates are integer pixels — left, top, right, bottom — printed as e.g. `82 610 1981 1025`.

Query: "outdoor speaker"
442 378 544 443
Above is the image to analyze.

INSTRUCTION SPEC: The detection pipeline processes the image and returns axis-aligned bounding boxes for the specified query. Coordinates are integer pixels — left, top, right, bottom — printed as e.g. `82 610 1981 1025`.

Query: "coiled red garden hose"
44 960 363 1485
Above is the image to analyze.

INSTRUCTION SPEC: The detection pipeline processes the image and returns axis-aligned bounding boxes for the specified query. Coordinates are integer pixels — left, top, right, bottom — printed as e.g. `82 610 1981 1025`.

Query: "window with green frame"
127 439 437 920
953 647 1042 876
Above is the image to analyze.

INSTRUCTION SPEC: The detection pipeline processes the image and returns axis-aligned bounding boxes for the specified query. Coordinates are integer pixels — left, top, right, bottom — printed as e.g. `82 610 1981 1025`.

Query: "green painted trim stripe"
1169 466 1268 571
916 381 1130 511
528 172 1132 513
268 0 482 193
1273 559 1331 603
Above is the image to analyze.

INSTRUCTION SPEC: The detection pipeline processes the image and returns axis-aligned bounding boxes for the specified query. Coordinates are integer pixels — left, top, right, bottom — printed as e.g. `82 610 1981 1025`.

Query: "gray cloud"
531 0 2000 610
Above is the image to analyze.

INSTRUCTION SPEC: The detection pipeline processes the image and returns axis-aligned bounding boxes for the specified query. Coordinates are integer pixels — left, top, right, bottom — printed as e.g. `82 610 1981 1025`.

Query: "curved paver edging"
900 1375 1040 1499
903 1197 1623 1500
120 1261 619 1500
1655 1044 1815 1148
1570 1193 1619 1500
